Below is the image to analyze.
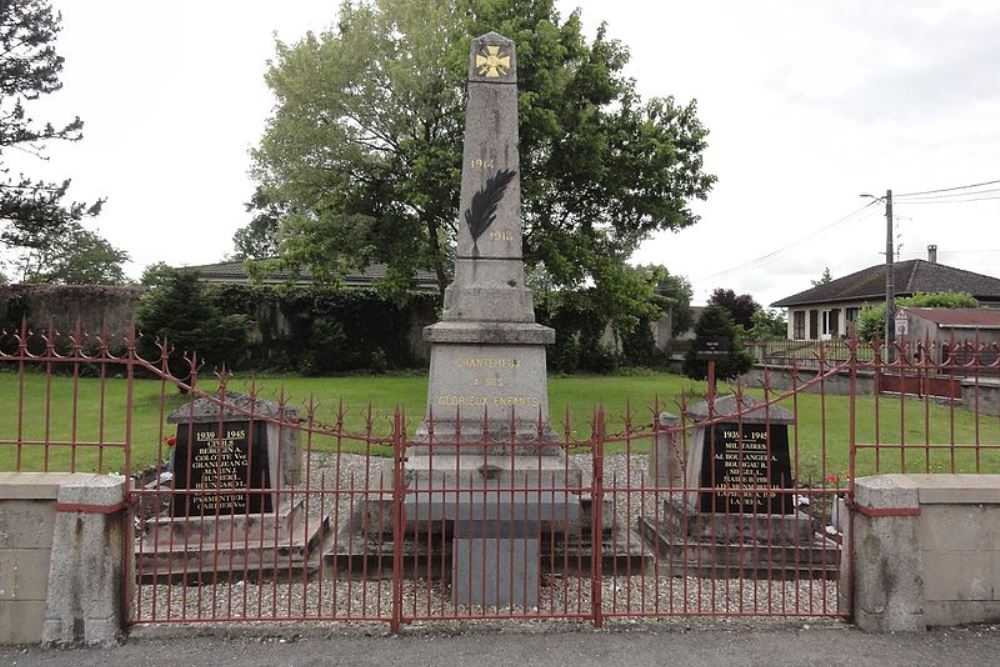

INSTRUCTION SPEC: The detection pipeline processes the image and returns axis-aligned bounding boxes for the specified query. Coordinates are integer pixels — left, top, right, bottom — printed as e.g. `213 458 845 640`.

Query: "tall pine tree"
0 0 103 254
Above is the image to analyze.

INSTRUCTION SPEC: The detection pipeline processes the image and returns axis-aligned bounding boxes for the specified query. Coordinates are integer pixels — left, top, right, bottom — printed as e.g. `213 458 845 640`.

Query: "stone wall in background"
0 283 438 370
0 284 145 339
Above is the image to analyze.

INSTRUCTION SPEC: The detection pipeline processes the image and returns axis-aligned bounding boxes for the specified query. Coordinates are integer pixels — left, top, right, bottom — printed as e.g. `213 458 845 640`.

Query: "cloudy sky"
11 0 1000 307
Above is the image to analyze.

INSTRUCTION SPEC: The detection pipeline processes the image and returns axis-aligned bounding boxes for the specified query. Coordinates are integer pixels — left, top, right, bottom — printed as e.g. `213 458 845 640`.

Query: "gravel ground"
135 452 840 626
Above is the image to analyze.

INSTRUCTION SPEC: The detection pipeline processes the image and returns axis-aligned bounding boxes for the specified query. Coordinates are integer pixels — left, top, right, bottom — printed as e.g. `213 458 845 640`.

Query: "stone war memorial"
398 32 592 609
135 392 329 579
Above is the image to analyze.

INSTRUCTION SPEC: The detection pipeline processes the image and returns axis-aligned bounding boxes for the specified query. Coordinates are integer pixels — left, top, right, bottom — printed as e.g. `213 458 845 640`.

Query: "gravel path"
135 452 840 626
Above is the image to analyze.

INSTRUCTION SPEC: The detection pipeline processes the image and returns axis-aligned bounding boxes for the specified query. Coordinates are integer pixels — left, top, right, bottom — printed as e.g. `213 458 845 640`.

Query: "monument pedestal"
417 321 556 443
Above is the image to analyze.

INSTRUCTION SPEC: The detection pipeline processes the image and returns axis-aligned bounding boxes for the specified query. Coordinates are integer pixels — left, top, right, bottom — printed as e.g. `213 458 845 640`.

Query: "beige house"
771 248 1000 341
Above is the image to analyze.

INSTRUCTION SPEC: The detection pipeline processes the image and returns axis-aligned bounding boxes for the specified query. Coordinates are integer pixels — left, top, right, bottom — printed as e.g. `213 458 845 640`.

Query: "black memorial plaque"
695 336 730 360
698 422 793 514
171 421 271 516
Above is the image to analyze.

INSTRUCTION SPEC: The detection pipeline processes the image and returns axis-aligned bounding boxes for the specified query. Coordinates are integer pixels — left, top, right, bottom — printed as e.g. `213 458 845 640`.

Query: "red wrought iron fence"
2 323 999 629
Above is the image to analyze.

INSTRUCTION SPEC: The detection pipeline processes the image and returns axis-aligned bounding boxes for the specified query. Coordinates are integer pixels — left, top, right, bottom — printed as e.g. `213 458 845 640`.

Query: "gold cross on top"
475 45 511 79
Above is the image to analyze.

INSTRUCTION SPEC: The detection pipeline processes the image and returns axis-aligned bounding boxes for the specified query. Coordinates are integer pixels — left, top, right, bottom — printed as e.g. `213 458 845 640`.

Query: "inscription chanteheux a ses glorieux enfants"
171 421 272 516
434 356 539 410
699 423 794 514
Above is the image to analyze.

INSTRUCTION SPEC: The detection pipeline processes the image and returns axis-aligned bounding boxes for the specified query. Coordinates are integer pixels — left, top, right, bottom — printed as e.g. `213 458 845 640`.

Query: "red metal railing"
2 323 999 628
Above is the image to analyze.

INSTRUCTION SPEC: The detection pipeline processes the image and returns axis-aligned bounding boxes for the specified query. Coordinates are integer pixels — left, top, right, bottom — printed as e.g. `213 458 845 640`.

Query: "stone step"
638 516 840 580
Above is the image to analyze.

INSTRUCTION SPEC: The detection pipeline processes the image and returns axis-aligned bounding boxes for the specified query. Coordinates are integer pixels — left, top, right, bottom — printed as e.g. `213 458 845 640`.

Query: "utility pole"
884 189 894 360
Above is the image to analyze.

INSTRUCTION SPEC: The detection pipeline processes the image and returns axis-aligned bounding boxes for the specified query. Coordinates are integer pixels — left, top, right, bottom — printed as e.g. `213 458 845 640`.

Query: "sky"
9 0 1000 307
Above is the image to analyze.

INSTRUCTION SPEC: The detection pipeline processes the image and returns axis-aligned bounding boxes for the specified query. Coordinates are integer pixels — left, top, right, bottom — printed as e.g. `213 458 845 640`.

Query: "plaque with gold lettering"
699 423 793 514
171 421 272 516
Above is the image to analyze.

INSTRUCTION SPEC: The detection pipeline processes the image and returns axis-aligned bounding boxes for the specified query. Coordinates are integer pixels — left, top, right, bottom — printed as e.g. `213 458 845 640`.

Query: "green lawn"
1 370 997 480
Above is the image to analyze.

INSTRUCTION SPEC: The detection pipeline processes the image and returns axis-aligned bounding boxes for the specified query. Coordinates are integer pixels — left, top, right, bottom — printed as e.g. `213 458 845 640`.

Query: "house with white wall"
770 247 1000 341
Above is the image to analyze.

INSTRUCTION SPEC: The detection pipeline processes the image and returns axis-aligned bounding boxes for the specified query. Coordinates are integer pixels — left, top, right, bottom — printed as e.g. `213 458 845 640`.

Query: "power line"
895 178 1000 198
895 186 1000 200
693 202 879 281
896 195 1000 205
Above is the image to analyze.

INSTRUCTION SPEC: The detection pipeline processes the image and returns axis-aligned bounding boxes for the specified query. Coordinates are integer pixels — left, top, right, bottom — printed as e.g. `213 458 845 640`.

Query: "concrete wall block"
0 549 51 601
852 513 926 633
0 600 46 645
923 549 992 601
0 500 55 549
41 475 127 648
854 475 919 511
926 600 1000 627
919 505 991 552
56 474 127 507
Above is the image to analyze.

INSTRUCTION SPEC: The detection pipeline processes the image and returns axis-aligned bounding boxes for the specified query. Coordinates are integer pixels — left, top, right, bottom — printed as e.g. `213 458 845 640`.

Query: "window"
793 311 805 339
846 307 859 323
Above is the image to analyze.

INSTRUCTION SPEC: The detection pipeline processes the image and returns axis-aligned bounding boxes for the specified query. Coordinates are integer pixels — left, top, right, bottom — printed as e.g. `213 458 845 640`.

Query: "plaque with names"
698 422 793 514
171 421 272 516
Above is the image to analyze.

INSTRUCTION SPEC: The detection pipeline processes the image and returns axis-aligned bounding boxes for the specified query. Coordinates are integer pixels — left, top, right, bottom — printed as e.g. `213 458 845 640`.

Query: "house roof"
771 259 1000 308
902 307 1000 330
181 260 439 292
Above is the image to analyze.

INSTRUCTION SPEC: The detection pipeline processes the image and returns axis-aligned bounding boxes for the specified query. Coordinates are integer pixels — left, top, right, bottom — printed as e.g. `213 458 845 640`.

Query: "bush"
683 305 754 380
136 269 251 380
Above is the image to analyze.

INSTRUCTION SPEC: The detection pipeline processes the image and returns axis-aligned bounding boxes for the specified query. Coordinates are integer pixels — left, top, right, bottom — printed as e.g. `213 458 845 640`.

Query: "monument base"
136 499 330 582
638 499 840 579
453 520 539 607
328 489 649 577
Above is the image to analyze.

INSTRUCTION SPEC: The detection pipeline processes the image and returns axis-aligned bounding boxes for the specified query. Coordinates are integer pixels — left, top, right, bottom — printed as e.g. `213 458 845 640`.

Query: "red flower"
166 435 177 448
825 473 839 485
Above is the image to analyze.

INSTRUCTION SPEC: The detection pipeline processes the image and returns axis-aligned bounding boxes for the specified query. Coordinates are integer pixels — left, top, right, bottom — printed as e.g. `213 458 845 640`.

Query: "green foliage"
683 304 754 380
0 1 104 252
901 291 980 309
537 289 620 374
233 186 281 261
856 303 883 343
857 292 980 342
136 270 251 380
17 222 129 285
746 307 787 340
210 283 439 374
811 266 833 286
139 262 175 287
650 267 694 336
248 0 715 306
707 288 759 330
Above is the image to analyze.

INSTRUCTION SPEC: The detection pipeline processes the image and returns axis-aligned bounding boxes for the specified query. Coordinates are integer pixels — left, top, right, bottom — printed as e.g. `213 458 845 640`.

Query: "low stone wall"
742 364 877 396
962 377 1000 416
0 473 127 646
846 474 1000 631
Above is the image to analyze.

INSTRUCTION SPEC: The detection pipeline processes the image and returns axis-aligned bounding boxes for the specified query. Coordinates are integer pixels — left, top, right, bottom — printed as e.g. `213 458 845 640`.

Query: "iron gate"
2 323 998 628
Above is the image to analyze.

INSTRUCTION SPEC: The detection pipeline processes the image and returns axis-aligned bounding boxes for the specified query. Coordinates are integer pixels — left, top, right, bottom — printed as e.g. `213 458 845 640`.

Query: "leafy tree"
139 261 175 287
746 307 786 340
639 264 694 336
16 222 128 284
0 1 104 252
707 288 759 330
136 269 251 382
857 291 980 342
811 267 833 286
682 304 754 380
248 0 715 305
232 186 281 261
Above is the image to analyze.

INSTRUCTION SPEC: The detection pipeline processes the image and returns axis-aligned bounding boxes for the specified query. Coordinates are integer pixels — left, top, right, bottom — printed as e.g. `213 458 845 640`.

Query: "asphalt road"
4 621 1000 667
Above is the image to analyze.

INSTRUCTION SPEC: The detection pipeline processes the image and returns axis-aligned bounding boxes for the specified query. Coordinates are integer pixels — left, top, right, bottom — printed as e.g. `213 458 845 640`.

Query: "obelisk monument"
418 31 556 443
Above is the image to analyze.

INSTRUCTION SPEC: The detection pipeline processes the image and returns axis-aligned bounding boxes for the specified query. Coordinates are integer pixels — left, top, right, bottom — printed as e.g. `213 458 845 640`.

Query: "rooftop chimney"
927 244 938 264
